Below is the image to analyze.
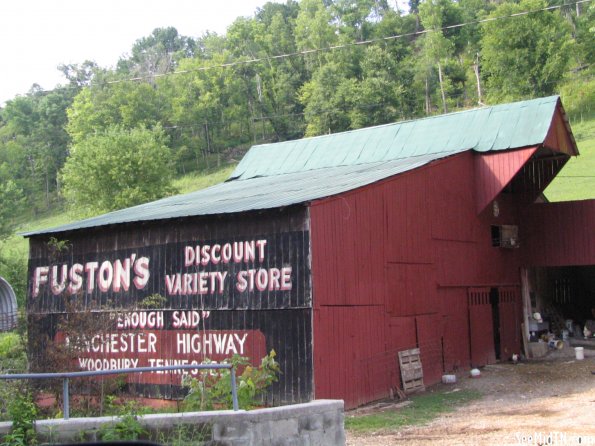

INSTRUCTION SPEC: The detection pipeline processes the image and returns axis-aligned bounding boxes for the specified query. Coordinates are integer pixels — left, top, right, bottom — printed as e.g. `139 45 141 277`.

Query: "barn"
24 95 595 409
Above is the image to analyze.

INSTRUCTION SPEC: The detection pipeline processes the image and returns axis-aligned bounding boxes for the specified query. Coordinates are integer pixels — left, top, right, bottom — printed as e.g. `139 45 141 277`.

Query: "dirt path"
347 348 595 446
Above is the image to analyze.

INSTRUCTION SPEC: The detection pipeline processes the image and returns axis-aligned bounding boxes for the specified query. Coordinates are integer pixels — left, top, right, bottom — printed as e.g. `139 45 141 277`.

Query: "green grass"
172 164 236 194
345 389 481 433
545 117 595 202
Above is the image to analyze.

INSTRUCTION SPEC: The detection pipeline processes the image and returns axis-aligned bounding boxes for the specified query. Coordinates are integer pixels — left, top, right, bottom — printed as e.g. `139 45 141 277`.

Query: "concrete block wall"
0 399 345 446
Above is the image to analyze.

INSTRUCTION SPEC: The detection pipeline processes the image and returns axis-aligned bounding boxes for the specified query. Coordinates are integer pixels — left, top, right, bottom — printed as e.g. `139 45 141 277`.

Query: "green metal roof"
230 95 560 181
24 96 565 237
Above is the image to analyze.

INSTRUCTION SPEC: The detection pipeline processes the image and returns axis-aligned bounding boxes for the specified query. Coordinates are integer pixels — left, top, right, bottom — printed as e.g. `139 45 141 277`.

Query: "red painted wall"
522 200 595 267
310 152 527 408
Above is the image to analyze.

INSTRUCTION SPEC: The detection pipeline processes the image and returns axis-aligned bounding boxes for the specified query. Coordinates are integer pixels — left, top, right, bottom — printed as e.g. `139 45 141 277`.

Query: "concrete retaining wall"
0 399 345 445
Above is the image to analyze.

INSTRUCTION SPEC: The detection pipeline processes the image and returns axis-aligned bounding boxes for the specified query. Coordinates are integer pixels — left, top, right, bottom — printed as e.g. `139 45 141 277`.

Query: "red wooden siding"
386 316 418 391
386 263 436 316
415 314 444 385
440 288 470 372
498 286 522 360
309 186 386 307
474 147 538 214
309 151 551 408
467 287 496 367
385 171 432 263
521 200 595 267
431 153 477 243
313 305 387 408
544 106 578 156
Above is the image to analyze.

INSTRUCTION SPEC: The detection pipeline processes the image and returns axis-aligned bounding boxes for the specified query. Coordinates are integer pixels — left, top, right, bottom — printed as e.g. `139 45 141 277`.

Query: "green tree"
349 45 407 128
295 0 337 70
117 27 196 77
61 125 175 216
225 3 306 142
299 62 354 136
0 85 75 212
67 80 170 145
0 180 25 240
481 0 574 101
417 0 457 113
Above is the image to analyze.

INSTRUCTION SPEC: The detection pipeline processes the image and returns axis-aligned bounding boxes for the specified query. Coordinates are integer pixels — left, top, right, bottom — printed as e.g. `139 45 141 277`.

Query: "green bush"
182 350 280 411
98 401 148 441
1 391 38 446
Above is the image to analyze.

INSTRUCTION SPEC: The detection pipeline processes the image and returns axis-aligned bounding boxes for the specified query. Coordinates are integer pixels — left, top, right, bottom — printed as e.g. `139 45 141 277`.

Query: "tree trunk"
437 62 447 113
473 56 482 105
425 76 430 115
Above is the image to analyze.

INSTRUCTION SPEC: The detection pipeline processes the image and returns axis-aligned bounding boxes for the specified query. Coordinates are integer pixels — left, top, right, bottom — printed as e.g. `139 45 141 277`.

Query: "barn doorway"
489 288 500 360
524 266 595 343
468 286 522 367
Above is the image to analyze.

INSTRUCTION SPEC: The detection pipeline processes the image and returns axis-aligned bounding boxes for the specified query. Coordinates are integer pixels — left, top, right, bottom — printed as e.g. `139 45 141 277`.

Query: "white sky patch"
0 0 280 104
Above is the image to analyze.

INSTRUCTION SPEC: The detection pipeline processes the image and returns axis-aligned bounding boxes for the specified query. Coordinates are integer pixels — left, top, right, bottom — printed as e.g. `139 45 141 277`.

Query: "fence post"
230 367 239 411
63 377 70 420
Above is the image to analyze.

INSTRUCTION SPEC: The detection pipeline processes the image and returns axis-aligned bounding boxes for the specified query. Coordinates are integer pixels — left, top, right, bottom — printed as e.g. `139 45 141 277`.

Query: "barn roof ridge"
229 95 561 182
23 95 571 237
244 95 558 149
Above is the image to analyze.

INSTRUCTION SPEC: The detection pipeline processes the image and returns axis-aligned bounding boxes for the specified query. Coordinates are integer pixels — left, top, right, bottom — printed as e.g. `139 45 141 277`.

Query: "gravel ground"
347 345 595 446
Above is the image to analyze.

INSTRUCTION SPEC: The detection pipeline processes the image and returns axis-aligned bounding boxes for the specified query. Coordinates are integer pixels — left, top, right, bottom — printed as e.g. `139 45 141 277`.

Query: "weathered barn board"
27 207 313 404
398 348 425 394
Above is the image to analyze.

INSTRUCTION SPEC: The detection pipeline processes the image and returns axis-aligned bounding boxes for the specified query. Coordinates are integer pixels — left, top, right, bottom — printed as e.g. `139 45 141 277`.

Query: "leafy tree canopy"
481 0 574 101
60 125 176 216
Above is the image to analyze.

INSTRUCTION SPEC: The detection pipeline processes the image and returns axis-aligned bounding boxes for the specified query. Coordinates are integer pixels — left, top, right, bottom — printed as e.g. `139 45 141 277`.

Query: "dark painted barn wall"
521 200 595 267
27 207 313 405
311 152 525 408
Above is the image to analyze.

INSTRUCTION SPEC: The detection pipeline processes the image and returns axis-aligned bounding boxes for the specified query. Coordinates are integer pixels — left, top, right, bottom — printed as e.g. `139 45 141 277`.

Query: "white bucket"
575 347 584 360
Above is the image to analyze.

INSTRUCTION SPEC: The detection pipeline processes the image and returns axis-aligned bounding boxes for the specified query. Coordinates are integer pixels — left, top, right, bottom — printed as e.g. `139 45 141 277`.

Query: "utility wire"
162 71 594 132
104 0 593 85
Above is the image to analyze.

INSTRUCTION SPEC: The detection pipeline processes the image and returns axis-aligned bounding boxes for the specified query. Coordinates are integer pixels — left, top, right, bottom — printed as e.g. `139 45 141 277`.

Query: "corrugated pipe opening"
0 276 17 331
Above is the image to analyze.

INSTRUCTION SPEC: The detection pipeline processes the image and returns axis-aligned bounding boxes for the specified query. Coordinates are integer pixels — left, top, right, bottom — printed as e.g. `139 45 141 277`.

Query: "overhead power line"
104 0 593 86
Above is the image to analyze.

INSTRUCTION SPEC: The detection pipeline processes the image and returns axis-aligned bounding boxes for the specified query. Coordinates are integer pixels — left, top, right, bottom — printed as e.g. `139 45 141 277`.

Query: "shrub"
182 350 280 411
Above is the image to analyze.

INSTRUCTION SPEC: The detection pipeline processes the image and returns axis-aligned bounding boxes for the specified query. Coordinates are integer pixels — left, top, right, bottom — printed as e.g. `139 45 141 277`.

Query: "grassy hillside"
3 116 593 253
0 164 237 264
544 117 595 202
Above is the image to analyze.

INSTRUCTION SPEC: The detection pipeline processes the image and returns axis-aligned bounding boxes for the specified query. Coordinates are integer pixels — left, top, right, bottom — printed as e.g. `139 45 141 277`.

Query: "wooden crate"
398 348 425 394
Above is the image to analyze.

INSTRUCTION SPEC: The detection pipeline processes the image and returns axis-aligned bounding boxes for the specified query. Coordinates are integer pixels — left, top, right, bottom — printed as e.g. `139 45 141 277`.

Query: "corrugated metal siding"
521 200 595 267
0 277 18 331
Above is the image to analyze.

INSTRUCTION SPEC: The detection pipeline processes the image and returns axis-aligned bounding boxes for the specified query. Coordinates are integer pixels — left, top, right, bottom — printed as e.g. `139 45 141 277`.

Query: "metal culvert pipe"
0 276 18 331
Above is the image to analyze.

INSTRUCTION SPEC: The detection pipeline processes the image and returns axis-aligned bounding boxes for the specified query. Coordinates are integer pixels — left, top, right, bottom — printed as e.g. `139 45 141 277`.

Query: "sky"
0 0 281 105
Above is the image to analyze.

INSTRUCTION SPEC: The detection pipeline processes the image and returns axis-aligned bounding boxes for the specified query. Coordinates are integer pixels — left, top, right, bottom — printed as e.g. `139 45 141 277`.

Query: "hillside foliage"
0 0 593 228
